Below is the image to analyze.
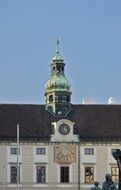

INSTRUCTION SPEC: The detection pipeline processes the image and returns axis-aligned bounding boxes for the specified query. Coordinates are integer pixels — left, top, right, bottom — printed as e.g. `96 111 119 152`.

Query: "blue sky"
0 0 121 104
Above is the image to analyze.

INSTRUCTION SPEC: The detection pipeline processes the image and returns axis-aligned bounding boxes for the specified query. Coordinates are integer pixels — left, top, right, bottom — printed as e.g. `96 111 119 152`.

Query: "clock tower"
45 39 72 116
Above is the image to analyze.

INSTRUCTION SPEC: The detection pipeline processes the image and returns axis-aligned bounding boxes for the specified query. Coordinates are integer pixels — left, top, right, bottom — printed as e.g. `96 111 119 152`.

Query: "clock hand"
64 126 67 132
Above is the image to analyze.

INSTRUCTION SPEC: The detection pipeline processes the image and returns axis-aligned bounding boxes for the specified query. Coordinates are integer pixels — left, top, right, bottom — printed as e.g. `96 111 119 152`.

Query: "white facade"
0 142 121 190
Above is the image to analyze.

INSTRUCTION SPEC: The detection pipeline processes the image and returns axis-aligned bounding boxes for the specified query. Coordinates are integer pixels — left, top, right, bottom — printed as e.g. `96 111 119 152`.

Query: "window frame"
111 166 119 183
84 166 94 184
85 148 94 155
36 148 46 155
36 166 46 183
60 166 69 183
10 165 20 184
111 149 117 155
10 148 20 155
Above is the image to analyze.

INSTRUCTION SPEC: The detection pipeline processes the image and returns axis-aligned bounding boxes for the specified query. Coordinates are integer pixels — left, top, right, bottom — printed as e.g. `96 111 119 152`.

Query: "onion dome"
45 73 71 92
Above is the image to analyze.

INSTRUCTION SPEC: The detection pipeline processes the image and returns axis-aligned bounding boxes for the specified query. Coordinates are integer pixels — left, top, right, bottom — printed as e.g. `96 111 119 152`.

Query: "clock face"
58 123 70 135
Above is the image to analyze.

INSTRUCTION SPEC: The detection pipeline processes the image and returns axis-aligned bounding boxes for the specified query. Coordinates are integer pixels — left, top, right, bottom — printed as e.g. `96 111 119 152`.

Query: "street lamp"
2 166 5 190
112 149 121 190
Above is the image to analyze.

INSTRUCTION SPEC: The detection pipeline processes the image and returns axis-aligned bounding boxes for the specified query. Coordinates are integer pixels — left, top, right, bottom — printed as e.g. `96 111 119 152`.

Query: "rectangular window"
10 166 20 183
60 166 69 183
85 166 94 184
111 149 117 154
111 167 119 183
85 148 94 155
36 148 46 154
11 148 20 154
36 166 46 183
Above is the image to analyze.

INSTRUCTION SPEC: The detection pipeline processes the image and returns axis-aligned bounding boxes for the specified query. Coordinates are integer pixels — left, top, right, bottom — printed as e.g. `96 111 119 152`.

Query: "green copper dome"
45 73 71 92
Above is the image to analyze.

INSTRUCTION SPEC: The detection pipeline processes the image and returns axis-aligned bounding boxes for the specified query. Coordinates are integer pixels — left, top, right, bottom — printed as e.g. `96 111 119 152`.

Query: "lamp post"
2 166 5 190
112 149 121 190
17 124 19 190
78 140 80 190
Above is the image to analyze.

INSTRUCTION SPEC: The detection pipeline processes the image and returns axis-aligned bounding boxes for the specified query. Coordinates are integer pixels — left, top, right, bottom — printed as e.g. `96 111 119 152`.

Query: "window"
36 148 46 154
111 167 119 183
85 148 94 155
36 166 46 183
55 96 58 102
85 166 94 184
60 166 69 183
53 67 56 71
10 166 20 183
111 149 117 154
11 148 20 154
67 95 70 103
57 66 60 72
49 95 53 103
58 96 62 102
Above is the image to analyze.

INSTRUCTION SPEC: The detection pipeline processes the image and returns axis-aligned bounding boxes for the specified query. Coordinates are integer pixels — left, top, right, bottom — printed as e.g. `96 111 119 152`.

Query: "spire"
56 38 60 53
52 38 63 61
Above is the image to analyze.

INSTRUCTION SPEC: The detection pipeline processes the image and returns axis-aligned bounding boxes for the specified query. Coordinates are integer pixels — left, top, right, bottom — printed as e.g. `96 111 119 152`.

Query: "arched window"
67 95 70 103
62 66 64 72
57 66 60 72
49 95 53 102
